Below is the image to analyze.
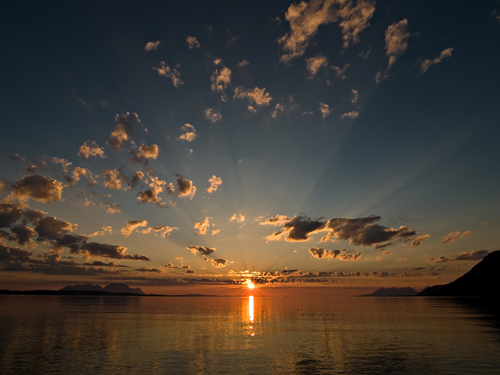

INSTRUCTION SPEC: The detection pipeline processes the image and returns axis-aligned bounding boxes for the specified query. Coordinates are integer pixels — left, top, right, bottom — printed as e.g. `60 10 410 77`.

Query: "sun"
246 281 255 289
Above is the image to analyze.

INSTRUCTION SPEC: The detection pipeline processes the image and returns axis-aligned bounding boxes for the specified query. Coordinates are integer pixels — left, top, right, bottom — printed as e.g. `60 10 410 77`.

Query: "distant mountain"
360 287 418 297
418 250 500 297
60 283 145 295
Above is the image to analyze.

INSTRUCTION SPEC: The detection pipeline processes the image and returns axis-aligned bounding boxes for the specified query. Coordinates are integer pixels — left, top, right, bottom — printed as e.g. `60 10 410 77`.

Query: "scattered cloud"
420 48 453 74
443 230 471 244
429 250 489 263
309 247 362 261
137 176 166 206
306 54 328 77
492 10 500 24
230 213 245 223
168 174 196 199
145 40 161 52
318 102 332 119
185 35 200 49
107 112 141 150
120 220 148 237
331 64 350 79
410 234 430 247
340 111 358 119
52 157 72 173
152 62 184 88
208 258 228 268
385 19 410 69
9 153 25 162
194 217 211 235
238 60 250 67
179 123 197 142
350 89 359 104
103 168 126 190
204 108 222 123
211 59 232 101
78 141 106 159
234 86 272 106
206 175 222 193
186 245 215 257
278 0 375 62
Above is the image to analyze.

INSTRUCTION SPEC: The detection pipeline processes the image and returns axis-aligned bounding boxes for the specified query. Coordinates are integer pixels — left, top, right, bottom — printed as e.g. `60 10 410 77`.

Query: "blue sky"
1 0 499 294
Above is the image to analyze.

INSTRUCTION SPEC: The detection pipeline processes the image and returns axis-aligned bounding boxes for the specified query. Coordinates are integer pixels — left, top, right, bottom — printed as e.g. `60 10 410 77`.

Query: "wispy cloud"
152 62 184 88
144 40 161 52
420 48 453 74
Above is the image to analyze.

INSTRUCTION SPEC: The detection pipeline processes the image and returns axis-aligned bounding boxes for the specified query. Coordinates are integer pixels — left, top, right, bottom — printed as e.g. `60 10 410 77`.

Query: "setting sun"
247 281 255 290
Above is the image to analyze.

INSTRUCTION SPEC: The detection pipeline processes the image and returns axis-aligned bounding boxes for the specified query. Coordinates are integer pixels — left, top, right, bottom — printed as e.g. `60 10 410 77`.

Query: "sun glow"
247 281 255 290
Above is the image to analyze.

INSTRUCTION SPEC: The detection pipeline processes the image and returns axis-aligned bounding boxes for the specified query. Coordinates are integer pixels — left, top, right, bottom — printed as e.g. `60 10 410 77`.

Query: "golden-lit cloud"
137 176 167 206
51 157 72 173
179 123 197 142
350 89 359 104
318 102 332 119
103 168 126 190
152 62 184 88
78 140 106 159
411 234 430 247
89 225 113 237
443 230 471 244
340 111 358 119
233 86 272 106
420 48 453 74
144 40 161 52
278 0 375 62
206 175 222 193
204 108 222 123
331 63 350 79
211 59 231 101
107 112 141 150
120 220 148 237
208 258 228 268
185 35 200 49
230 213 245 223
385 19 410 69
306 54 328 77
194 217 211 235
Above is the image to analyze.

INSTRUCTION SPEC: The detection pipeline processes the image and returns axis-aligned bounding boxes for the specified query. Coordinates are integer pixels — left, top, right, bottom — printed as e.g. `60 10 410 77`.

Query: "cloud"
429 250 488 264
168 174 196 199
9 153 25 162
194 217 211 235
152 62 184 88
211 59 231 101
78 140 106 159
51 157 72 173
230 213 245 223
77 242 149 260
278 0 375 62
186 245 216 257
70 167 96 185
120 220 148 237
411 234 430 247
89 225 113 237
385 19 409 69
233 86 272 106
306 54 328 77
340 111 358 119
318 102 332 119
0 244 32 262
455 250 489 261
207 175 222 193
130 144 159 163
141 225 177 238
179 123 197 142
309 247 362 261
238 60 250 67
103 168 126 190
350 89 359 104
493 10 500 23
271 95 297 119
107 112 141 150
208 258 228 268
261 214 418 246
443 230 471 244
420 48 453 74
185 36 200 49
13 175 63 203
145 40 161 52
331 63 350 79
204 108 222 123
137 176 167 206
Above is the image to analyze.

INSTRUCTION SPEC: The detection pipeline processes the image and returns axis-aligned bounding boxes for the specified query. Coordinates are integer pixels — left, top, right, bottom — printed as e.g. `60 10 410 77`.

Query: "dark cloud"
76 242 150 260
261 214 419 246
411 234 430 247
208 258 228 268
13 175 63 203
186 245 216 257
168 174 196 199
35 216 77 240
309 247 362 261
455 250 489 261
0 244 32 262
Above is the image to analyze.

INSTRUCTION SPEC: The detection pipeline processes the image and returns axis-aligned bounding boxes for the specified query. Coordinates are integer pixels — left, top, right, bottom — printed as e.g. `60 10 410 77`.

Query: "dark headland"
417 250 500 297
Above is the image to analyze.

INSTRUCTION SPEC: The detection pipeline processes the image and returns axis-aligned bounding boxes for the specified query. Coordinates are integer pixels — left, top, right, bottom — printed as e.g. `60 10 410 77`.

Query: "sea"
1 295 499 374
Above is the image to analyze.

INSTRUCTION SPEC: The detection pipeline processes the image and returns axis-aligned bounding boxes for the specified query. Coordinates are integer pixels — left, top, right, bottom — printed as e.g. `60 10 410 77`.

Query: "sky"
1 0 499 295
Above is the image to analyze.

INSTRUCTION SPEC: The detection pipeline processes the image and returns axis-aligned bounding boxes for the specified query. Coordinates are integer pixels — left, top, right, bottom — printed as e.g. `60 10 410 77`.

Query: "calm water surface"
1 295 499 374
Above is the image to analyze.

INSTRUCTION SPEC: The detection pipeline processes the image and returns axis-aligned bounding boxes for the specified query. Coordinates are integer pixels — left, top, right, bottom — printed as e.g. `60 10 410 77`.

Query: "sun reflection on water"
249 296 254 323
